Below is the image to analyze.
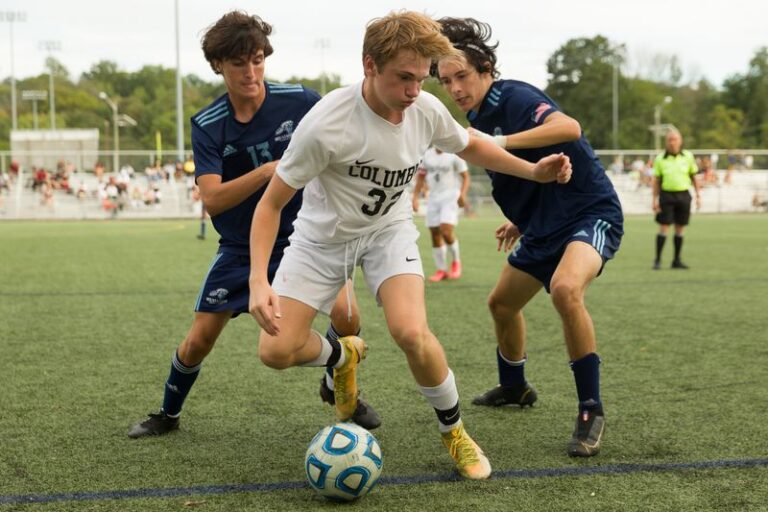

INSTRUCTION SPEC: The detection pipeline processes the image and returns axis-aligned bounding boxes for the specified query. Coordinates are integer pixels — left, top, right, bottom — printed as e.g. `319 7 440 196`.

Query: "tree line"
1 35 766 152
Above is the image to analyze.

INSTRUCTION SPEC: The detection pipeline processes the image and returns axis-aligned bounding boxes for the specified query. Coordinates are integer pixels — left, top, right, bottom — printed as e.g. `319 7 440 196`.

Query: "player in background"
248 11 571 480
652 129 701 270
412 147 470 281
128 11 380 438
435 17 624 457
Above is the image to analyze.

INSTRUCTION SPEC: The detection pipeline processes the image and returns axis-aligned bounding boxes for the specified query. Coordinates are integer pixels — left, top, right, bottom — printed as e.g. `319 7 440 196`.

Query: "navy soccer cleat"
567 408 605 457
127 411 180 439
471 383 538 408
319 377 382 430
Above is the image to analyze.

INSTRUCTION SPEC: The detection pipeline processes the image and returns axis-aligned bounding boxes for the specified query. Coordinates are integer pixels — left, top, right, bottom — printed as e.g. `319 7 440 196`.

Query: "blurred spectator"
744 154 754 170
183 155 195 175
76 180 88 200
630 158 652 188
163 160 178 181
40 179 55 210
9 160 20 183
698 156 718 187
31 167 48 191
609 156 623 175
752 192 767 211
94 161 106 183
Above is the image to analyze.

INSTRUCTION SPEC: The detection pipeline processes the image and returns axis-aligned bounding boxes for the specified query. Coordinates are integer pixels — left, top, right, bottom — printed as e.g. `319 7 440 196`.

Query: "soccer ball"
304 422 383 501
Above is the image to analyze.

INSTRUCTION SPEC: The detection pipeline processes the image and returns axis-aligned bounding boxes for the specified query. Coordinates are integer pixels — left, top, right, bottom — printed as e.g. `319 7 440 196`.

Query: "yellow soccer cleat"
441 423 492 480
333 336 368 421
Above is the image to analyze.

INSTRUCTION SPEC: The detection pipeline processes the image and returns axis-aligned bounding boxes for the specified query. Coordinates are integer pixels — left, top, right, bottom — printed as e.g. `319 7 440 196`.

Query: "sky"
1 0 766 90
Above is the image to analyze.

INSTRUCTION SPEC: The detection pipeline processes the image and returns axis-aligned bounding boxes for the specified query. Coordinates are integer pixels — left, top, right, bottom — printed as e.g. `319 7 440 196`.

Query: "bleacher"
2 171 199 220
1 167 766 220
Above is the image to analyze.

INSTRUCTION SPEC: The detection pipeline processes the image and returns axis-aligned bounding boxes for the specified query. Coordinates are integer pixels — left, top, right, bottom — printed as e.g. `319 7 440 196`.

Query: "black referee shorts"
656 190 692 226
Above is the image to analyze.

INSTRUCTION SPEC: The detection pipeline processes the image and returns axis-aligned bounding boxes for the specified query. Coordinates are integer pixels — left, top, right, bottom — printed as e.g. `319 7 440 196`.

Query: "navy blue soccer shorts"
508 216 623 293
194 250 282 317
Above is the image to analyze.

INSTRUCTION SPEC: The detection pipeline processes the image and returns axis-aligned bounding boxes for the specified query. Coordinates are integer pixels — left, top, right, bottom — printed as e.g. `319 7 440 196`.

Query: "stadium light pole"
1 11 27 132
653 96 673 152
315 38 330 95
99 91 120 172
174 0 184 164
40 40 62 130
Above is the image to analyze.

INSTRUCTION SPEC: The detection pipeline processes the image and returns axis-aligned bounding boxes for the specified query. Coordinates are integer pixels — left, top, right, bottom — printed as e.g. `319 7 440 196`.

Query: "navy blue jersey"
468 80 623 238
191 82 321 254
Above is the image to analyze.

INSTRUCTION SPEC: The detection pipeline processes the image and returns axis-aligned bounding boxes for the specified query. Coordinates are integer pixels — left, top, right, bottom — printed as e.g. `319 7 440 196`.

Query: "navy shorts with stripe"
194 250 282 317
508 215 623 293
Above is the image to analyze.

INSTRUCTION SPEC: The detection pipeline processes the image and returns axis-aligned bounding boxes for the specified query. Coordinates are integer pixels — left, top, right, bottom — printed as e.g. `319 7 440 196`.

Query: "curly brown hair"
432 17 500 79
201 11 274 74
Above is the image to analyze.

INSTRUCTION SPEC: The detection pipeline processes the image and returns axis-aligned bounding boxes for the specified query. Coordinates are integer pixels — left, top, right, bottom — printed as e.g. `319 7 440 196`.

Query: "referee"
652 130 701 269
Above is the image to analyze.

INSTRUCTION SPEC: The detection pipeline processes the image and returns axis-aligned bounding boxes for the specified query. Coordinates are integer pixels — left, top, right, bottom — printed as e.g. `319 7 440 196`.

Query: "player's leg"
128 311 230 438
426 201 449 282
378 274 490 480
320 281 382 429
549 241 605 457
129 251 250 438
269 239 368 423
671 192 692 269
438 196 462 279
654 193 674 269
473 263 542 407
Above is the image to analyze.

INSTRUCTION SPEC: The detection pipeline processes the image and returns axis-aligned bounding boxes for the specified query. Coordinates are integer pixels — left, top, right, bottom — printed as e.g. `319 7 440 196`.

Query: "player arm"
457 135 571 184
495 112 581 150
652 159 662 208
197 160 278 217
248 174 298 334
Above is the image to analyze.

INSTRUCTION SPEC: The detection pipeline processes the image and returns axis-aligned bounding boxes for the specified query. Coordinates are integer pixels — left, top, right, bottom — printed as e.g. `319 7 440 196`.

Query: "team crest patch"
205 287 229 305
274 120 294 142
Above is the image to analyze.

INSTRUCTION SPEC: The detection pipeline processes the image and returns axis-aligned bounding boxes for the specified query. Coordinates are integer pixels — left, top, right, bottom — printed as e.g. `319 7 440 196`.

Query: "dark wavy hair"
432 17 500 78
201 11 274 74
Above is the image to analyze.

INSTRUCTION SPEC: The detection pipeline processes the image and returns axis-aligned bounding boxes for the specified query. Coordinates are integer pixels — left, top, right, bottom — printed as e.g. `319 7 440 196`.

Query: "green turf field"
1 213 767 511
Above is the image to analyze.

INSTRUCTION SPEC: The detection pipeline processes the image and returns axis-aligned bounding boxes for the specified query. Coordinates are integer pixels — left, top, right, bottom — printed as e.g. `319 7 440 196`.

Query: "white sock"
419 369 461 433
432 245 447 271
300 331 346 368
448 240 460 262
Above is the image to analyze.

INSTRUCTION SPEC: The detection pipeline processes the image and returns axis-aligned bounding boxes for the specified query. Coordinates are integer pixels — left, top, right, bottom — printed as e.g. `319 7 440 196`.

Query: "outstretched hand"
249 282 282 336
495 221 521 252
533 153 572 184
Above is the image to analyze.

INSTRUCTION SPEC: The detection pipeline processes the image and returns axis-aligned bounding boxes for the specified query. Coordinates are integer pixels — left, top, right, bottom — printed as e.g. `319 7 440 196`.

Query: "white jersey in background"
276 81 469 243
419 148 467 202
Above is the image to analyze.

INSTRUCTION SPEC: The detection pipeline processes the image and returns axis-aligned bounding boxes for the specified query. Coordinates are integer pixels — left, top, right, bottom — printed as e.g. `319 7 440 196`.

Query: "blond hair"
363 11 461 69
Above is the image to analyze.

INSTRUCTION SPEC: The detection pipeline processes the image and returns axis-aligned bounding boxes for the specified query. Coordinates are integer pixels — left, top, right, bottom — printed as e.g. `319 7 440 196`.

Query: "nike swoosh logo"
355 158 375 165
406 257 418 262
445 410 460 423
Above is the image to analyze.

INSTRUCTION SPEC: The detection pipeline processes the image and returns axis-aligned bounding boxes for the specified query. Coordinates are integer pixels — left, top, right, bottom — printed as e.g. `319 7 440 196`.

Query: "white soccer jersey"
277 82 469 243
420 148 467 201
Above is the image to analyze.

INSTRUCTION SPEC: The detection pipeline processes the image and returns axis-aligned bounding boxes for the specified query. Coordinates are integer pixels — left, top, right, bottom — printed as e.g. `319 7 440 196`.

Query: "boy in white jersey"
248 11 572 480
412 147 470 281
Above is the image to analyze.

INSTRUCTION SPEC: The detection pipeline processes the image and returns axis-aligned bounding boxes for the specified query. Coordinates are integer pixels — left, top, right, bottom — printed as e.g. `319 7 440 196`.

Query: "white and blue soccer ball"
305 422 383 501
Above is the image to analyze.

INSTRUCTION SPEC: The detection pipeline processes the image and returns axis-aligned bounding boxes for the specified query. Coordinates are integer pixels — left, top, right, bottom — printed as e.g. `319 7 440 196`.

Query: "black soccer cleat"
471 382 538 408
319 378 382 430
567 408 605 457
671 260 689 269
652 260 661 270
127 411 180 439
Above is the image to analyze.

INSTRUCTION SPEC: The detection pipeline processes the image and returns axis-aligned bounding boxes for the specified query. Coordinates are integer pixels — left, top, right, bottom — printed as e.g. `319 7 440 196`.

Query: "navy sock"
673 235 683 261
497 347 526 388
570 352 602 413
162 351 201 417
655 234 666 262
